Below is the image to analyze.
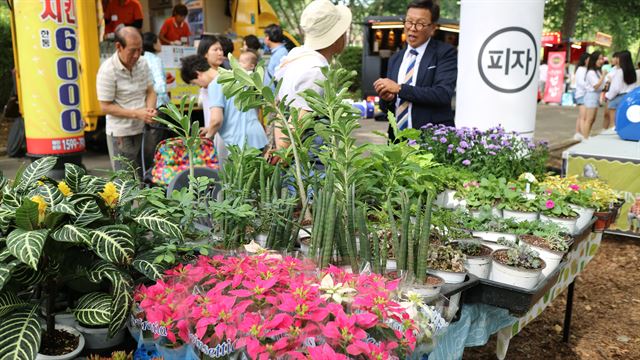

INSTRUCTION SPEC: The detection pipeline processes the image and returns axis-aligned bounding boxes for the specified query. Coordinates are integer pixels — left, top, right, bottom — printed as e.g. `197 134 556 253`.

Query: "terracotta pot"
593 211 611 232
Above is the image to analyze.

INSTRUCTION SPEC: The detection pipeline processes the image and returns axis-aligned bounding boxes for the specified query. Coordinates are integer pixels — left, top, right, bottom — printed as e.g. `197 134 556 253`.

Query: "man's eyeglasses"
403 21 432 31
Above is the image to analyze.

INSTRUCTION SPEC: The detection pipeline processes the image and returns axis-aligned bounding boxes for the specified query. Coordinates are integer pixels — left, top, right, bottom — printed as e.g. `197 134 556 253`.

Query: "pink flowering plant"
134 255 418 359
539 191 579 218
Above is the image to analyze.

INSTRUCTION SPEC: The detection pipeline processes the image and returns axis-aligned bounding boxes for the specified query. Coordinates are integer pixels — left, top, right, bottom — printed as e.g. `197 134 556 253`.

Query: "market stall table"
429 231 603 359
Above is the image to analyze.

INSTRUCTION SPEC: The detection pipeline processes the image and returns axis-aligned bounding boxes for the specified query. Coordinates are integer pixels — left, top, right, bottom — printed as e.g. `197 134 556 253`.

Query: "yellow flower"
57 181 72 197
30 195 47 222
99 182 119 207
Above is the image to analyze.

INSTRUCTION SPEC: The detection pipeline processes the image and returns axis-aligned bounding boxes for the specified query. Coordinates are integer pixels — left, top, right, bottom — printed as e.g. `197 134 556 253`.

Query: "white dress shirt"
396 39 430 128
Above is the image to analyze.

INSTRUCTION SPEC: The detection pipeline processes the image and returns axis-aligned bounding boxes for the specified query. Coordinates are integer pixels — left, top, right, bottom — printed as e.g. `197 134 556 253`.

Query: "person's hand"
199 126 214 138
171 40 182 46
374 78 401 96
380 92 395 102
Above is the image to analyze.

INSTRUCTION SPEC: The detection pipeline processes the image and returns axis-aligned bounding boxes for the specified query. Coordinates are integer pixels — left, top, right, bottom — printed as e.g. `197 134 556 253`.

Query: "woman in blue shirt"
141 32 171 171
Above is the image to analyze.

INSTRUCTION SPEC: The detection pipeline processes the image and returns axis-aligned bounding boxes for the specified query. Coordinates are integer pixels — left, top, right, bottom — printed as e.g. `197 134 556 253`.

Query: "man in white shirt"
272 0 351 157
97 27 157 173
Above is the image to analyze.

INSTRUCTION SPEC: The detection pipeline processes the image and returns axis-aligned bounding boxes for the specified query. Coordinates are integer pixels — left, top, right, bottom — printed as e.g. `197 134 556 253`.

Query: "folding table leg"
563 281 575 343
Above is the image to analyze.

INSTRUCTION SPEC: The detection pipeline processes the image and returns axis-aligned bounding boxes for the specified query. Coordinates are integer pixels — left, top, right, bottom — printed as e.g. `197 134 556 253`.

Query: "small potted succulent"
515 220 571 277
451 239 493 279
426 244 467 284
539 193 579 235
501 187 539 223
490 239 545 290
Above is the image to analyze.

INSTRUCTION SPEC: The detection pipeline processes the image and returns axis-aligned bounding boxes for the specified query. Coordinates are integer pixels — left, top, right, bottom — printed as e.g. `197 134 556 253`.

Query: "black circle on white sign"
477 27 538 93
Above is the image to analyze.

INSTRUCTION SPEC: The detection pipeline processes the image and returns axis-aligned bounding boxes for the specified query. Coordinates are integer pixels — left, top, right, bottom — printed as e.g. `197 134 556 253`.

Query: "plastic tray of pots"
463 257 566 316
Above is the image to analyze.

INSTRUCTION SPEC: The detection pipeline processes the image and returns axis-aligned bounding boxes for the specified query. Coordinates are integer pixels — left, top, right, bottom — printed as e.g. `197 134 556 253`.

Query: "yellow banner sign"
15 0 85 155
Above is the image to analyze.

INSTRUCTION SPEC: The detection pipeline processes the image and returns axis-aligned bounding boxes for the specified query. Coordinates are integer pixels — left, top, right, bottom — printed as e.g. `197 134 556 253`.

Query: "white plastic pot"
427 268 467 284
53 313 78 328
472 231 517 242
254 233 268 248
503 209 538 223
489 250 545 290
569 205 595 232
36 324 85 360
76 324 125 350
540 214 578 235
521 240 565 278
436 189 457 209
406 275 444 299
464 254 492 279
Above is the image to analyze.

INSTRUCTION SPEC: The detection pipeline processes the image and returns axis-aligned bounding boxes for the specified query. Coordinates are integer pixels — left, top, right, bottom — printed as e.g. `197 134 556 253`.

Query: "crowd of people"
96 0 457 176
572 50 640 141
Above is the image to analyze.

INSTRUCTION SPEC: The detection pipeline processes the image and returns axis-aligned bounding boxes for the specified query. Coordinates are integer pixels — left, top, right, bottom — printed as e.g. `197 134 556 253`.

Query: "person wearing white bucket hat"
270 0 352 156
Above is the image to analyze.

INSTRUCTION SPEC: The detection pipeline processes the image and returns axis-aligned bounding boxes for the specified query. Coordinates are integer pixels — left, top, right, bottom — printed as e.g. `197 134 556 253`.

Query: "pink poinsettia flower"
307 344 350 360
545 199 555 209
322 308 367 345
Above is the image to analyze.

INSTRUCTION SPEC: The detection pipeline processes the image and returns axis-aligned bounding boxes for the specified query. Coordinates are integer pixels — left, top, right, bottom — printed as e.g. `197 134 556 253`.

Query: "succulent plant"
496 239 543 269
427 244 466 272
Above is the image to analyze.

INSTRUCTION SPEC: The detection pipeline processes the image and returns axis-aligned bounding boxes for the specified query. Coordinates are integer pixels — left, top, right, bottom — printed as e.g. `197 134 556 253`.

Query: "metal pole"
562 280 576 343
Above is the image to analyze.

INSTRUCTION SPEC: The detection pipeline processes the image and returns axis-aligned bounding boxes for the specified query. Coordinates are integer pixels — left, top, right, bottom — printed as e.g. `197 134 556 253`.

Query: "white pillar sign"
455 0 545 136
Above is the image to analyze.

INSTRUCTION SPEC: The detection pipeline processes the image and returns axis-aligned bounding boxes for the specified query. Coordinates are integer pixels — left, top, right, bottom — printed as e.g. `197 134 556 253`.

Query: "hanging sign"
543 51 566 104
14 0 85 155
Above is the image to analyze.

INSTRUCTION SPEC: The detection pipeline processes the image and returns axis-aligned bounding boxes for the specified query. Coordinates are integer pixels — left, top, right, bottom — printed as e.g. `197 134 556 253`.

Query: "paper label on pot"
130 315 168 337
189 332 235 358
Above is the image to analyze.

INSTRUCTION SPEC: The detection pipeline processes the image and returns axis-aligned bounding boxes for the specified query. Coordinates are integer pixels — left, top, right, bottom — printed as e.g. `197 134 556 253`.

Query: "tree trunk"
560 0 583 40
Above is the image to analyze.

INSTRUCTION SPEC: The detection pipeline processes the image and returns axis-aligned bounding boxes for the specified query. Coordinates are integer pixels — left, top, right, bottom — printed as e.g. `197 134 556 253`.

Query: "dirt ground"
463 235 640 360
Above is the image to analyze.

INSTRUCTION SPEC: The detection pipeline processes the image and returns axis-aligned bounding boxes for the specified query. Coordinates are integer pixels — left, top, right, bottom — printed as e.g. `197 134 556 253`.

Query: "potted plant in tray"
456 176 505 219
426 244 467 284
490 239 545 290
0 158 180 358
501 187 539 223
539 192 579 235
451 240 493 279
515 220 570 277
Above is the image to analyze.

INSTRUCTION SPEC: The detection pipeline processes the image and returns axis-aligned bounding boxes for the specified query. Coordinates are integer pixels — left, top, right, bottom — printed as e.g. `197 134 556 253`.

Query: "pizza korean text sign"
478 27 538 94
15 0 85 155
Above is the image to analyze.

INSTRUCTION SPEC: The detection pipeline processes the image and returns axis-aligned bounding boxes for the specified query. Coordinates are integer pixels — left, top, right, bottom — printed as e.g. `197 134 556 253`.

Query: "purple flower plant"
462 159 471 166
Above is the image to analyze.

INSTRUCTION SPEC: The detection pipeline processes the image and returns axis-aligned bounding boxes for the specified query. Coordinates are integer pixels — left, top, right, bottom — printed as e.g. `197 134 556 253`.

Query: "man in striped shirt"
97 27 157 173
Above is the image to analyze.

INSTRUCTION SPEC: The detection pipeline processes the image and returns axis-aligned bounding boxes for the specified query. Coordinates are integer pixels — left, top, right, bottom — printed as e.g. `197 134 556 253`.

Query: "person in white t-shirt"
602 52 620 131
270 0 352 164
581 51 607 139
572 52 590 141
539 60 548 102
604 50 638 132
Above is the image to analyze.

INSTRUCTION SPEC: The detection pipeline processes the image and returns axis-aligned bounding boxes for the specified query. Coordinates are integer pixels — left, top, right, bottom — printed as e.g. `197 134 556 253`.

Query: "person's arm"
202 107 224 137
147 57 167 97
100 101 148 121
588 70 607 91
146 85 157 110
396 45 458 107
158 22 171 45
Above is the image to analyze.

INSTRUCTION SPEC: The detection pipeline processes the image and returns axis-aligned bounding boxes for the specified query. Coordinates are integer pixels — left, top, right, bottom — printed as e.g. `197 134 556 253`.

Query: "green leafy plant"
427 244 466 273
514 220 570 252
0 158 181 357
457 176 506 210
452 240 490 257
501 187 538 212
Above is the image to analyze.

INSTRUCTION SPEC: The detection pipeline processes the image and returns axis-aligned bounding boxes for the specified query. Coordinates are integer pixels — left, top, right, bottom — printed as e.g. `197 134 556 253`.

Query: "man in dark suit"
374 0 457 136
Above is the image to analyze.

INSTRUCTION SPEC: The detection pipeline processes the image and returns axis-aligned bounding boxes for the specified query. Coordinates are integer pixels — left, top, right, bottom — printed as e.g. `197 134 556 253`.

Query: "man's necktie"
396 49 419 130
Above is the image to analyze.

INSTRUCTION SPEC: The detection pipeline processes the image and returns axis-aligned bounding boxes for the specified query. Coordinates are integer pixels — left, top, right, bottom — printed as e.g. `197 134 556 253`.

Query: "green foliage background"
335 46 362 98
0 2 14 110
